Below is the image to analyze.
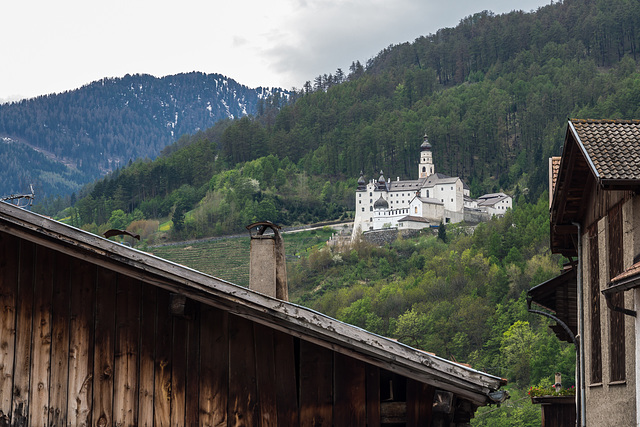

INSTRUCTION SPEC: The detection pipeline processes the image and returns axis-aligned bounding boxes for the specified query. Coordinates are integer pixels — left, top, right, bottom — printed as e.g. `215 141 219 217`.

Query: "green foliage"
473 387 541 427
285 194 574 425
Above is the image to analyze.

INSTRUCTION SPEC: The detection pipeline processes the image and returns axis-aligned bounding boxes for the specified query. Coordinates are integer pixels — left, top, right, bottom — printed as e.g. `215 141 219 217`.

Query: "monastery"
353 135 512 235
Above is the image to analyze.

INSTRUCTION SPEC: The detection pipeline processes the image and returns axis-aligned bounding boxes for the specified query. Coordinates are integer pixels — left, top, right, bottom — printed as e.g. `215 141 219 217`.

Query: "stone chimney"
246 221 288 301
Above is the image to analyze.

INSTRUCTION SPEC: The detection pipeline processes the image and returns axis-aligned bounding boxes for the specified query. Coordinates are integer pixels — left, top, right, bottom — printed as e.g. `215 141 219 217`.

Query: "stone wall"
362 228 429 245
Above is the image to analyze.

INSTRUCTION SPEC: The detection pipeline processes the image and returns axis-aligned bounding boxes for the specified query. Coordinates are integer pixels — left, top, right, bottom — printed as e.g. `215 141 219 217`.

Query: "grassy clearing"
149 227 336 288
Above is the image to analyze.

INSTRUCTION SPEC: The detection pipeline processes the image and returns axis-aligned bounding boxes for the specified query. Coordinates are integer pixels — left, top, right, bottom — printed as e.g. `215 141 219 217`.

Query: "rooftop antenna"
1 185 35 209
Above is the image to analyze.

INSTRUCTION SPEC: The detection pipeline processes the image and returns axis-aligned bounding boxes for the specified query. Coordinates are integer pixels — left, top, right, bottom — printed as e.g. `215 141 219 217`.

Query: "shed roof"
0 201 505 405
527 267 577 343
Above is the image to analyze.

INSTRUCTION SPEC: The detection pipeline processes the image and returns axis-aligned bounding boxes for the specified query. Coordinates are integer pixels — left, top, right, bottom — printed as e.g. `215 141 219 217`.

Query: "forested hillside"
29 3 635 424
217 0 640 200
288 195 572 426
0 72 288 198
51 0 640 242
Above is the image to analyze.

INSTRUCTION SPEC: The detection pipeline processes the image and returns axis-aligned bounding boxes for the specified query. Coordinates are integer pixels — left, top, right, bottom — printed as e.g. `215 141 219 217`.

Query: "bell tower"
419 134 434 178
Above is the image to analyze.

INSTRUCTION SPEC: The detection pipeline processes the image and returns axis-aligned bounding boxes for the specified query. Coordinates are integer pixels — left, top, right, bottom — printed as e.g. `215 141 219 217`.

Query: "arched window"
422 166 426 172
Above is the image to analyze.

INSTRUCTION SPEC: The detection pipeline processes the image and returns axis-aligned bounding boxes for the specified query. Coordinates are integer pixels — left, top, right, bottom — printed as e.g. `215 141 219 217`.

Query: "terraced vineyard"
149 228 335 288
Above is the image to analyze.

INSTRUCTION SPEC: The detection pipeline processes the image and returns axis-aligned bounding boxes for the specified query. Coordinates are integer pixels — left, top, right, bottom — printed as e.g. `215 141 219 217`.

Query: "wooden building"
530 119 640 426
0 201 506 426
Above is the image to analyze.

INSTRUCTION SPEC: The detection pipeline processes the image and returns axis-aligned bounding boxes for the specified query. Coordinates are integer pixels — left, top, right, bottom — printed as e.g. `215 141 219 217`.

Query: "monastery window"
362 208 364 212
370 199 372 203
370 192 372 196
426 190 430 198
451 187 453 190
414 207 418 214
451 199 453 202
588 223 602 384
370 207 373 211
359 200 361 204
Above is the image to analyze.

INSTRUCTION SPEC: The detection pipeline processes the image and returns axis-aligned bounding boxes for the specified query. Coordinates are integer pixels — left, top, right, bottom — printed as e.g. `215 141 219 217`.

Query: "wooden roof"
0 201 506 406
527 267 577 343
550 119 640 256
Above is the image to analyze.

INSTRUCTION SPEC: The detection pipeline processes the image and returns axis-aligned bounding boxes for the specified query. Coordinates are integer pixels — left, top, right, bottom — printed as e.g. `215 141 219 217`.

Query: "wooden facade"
536 119 640 426
0 202 506 426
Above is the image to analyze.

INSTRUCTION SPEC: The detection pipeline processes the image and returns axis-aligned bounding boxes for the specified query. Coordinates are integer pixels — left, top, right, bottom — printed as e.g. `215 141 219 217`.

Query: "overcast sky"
0 0 552 102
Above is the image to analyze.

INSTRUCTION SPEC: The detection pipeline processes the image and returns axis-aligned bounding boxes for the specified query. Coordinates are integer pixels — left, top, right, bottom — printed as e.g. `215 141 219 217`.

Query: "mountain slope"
0 72 288 198
214 0 640 201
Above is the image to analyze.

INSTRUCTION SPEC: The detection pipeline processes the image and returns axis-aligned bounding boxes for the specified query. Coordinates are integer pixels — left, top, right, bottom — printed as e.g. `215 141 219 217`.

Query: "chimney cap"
246 221 281 237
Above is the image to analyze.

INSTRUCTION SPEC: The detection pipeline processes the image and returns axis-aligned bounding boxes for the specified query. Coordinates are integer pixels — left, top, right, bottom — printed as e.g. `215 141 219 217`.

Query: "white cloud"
0 0 551 100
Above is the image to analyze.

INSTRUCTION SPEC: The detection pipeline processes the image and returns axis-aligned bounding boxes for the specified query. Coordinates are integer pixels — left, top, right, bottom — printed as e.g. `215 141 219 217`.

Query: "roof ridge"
570 118 640 124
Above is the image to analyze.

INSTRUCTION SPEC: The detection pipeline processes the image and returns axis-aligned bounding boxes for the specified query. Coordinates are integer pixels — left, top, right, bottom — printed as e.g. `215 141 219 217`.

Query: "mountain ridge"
0 71 289 198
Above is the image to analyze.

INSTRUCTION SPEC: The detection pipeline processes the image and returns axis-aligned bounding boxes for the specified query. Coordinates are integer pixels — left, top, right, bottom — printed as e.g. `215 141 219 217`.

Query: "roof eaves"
0 202 504 403
569 119 600 183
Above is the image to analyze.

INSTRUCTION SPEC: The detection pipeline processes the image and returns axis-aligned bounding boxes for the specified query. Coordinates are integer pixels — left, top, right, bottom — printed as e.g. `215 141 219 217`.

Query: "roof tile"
571 119 640 180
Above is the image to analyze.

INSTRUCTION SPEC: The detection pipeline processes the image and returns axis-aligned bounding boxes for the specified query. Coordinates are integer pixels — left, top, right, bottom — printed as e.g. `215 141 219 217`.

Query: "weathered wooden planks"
92 267 117 427
185 305 201 427
114 274 141 426
199 306 228 427
406 378 434 425
253 323 278 426
12 240 35 426
299 340 333 427
366 365 381 427
0 228 479 427
273 331 298 426
334 352 366 426
228 314 258 426
48 250 71 427
67 257 96 427
0 232 18 424
29 245 54 426
138 283 156 427
154 290 173 427
170 314 187 427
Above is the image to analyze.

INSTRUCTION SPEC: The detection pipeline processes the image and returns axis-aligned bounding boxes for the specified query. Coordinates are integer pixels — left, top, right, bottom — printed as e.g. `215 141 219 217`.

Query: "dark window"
588 223 602 383
608 203 625 382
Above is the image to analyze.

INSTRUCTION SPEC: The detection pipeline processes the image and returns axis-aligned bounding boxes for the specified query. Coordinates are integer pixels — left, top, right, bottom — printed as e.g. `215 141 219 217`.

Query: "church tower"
418 133 434 178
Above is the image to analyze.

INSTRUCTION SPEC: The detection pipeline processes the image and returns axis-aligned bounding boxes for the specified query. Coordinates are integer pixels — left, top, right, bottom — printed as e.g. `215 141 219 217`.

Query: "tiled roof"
550 157 561 193
477 192 510 207
570 119 640 180
415 197 444 205
389 179 424 191
611 261 640 286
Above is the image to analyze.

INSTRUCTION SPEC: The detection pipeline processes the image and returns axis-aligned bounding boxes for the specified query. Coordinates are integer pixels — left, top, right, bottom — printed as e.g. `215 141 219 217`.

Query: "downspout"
527 299 580 427
573 221 586 427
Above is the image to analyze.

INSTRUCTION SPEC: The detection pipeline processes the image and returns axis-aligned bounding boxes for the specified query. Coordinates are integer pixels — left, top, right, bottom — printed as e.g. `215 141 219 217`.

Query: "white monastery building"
353 135 513 235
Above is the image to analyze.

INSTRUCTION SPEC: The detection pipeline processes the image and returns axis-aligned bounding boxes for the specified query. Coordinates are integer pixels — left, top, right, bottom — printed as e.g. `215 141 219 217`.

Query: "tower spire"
419 133 434 178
